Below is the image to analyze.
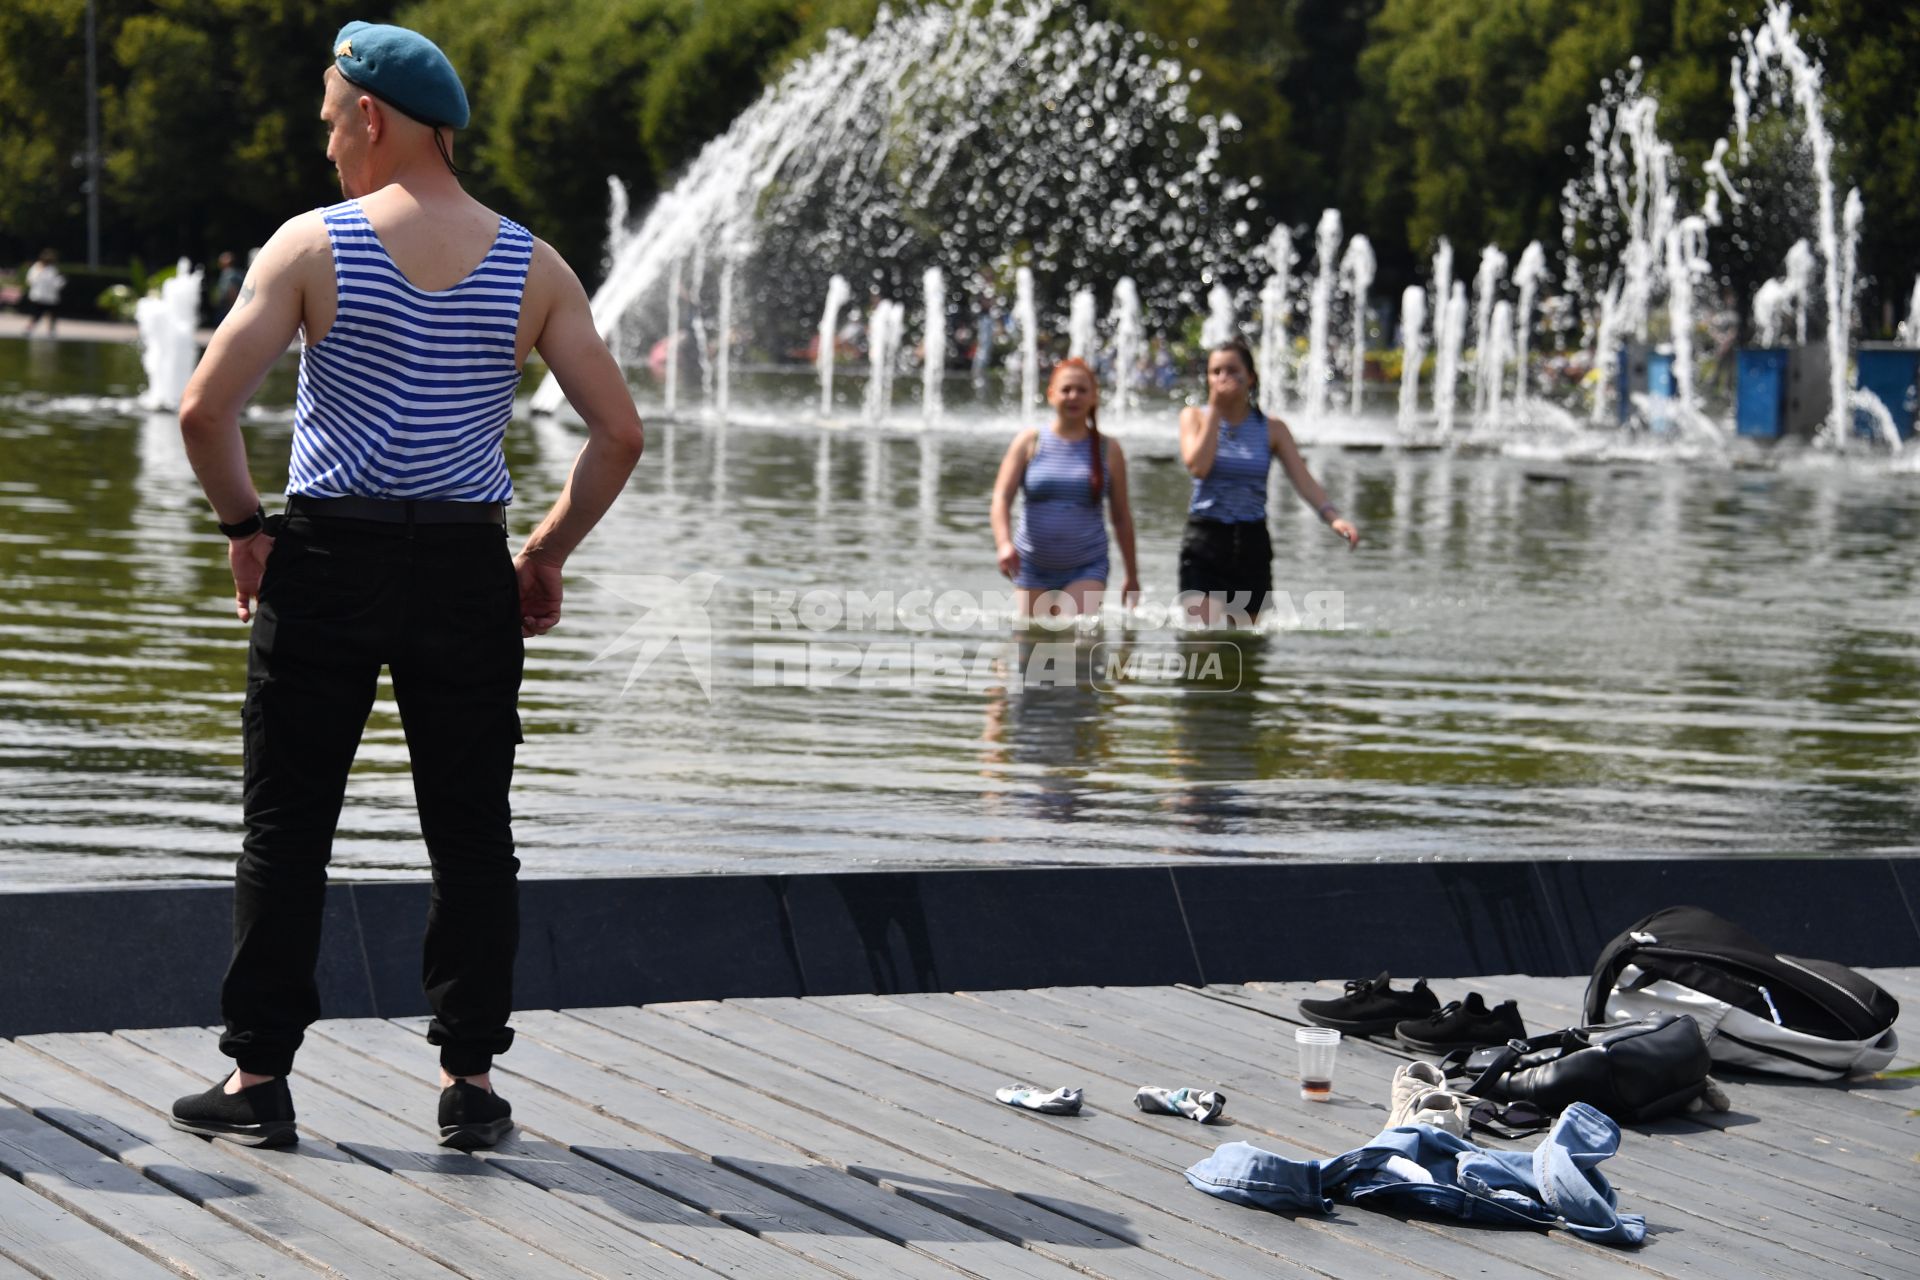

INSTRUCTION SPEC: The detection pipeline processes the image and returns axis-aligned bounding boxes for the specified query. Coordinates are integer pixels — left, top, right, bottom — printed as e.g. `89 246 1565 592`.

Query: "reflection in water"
6 341 1920 882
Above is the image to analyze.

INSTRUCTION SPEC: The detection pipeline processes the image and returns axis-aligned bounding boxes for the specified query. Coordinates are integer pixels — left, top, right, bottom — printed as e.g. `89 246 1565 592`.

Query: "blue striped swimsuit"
1189 409 1270 521
289 199 533 502
1014 429 1109 590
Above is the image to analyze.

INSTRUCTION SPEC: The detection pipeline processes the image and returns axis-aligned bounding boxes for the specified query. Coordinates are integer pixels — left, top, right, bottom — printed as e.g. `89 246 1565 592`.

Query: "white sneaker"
1388 1061 1470 1135
1134 1085 1226 1123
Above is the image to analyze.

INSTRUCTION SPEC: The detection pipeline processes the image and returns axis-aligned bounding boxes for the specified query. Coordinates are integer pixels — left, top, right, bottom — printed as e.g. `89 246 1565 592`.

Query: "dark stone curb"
3 858 1914 1038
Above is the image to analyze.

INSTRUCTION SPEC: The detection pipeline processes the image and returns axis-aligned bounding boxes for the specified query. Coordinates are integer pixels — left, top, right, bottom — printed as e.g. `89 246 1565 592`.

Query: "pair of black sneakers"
169 1074 514 1151
1298 972 1526 1053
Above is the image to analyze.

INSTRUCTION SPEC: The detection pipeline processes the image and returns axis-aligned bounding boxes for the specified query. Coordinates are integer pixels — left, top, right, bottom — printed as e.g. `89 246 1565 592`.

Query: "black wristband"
218 506 266 539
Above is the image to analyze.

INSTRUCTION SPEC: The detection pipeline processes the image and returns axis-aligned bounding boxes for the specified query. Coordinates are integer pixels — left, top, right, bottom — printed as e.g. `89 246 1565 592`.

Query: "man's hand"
229 533 275 621
514 552 563 636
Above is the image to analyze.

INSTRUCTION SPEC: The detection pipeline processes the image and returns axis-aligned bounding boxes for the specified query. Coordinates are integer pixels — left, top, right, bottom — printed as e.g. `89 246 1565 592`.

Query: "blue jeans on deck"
1184 1101 1645 1246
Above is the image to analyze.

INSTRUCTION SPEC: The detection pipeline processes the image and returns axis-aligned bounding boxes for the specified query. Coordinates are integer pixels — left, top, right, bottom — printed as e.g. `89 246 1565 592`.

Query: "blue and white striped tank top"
1189 409 1270 522
1014 428 1108 570
289 199 533 502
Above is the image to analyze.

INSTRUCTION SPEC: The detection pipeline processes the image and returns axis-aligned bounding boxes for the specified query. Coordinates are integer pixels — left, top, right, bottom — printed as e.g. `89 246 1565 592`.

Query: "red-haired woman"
1180 338 1358 623
991 358 1140 620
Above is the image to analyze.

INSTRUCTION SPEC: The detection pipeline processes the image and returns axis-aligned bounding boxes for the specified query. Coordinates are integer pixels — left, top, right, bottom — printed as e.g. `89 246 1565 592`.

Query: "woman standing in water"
991 357 1140 620
1180 338 1358 623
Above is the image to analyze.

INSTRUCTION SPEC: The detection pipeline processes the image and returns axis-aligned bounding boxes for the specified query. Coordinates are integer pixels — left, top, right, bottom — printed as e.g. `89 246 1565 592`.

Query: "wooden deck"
0 971 1914 1279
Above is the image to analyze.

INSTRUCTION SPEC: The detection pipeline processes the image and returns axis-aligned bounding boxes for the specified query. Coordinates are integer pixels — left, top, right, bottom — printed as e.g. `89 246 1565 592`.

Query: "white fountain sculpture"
136 258 204 412
922 267 946 422
1257 225 1295 413
1397 285 1427 433
1109 277 1141 418
1339 235 1374 416
1304 209 1342 420
816 274 850 417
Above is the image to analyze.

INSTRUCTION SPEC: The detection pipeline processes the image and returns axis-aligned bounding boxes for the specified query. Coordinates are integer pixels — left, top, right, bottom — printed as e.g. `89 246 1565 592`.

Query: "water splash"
1397 285 1427 432
816 274 849 416
922 267 946 421
1339 235 1374 416
1665 216 1711 423
534 0 1248 416
1900 278 1920 345
1304 209 1342 420
136 259 203 412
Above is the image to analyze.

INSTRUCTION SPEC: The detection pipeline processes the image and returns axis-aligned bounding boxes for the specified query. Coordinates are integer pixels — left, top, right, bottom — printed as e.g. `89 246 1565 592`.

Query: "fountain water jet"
864 300 905 424
664 258 683 414
1511 241 1547 406
1257 225 1295 413
1067 288 1097 360
816 275 849 416
1485 300 1513 426
1109 278 1141 418
1339 236 1374 416
922 267 946 421
1015 267 1038 411
1435 282 1467 435
1200 283 1235 348
716 254 735 420
1471 245 1508 420
136 259 204 412
1304 209 1341 420
1397 285 1427 432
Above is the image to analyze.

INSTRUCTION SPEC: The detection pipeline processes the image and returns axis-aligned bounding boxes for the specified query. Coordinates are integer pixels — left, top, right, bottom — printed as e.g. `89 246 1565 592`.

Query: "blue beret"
332 21 469 130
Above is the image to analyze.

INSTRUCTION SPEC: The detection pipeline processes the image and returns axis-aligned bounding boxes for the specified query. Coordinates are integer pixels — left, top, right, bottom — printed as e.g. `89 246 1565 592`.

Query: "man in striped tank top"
169 23 644 1150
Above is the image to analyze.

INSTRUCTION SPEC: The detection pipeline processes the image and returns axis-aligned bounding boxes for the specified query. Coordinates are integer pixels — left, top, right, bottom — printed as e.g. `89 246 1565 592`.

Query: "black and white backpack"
1584 906 1900 1080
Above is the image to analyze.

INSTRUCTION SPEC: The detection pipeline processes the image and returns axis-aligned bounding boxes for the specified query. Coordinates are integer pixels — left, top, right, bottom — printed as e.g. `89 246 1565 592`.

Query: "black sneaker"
438 1080 513 1150
1395 992 1527 1053
169 1075 297 1147
1297 973 1440 1035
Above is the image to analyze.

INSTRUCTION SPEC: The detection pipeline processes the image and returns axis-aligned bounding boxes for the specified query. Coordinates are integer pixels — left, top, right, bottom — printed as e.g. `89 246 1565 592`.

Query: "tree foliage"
1 0 1914 322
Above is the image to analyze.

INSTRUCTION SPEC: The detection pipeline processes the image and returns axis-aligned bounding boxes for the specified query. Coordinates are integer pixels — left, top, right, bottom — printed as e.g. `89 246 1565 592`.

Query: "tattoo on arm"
236 282 256 310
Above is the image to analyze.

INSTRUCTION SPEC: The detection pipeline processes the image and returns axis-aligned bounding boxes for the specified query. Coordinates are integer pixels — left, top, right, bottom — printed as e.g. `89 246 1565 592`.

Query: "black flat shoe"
169 1075 297 1147
438 1080 513 1150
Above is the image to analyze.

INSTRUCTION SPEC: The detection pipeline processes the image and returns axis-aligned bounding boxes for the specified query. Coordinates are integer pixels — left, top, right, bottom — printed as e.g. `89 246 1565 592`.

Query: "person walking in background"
169 21 643 1151
212 251 246 321
1179 337 1358 625
23 249 65 336
991 356 1139 621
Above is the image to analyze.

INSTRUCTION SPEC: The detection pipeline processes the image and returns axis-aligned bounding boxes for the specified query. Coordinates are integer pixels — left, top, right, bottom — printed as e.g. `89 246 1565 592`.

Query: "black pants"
219 511 524 1077
1178 517 1273 619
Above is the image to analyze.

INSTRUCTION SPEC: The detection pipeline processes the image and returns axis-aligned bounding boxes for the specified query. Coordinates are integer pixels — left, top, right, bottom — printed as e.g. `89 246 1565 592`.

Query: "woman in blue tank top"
991 358 1140 620
1179 338 1359 624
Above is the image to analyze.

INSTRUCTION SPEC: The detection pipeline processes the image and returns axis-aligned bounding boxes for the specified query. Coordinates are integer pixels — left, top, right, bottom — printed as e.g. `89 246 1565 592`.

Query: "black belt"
287 495 505 525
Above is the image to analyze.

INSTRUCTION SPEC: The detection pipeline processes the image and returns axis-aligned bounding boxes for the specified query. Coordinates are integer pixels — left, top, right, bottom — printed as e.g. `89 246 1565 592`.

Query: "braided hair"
1049 357 1104 497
